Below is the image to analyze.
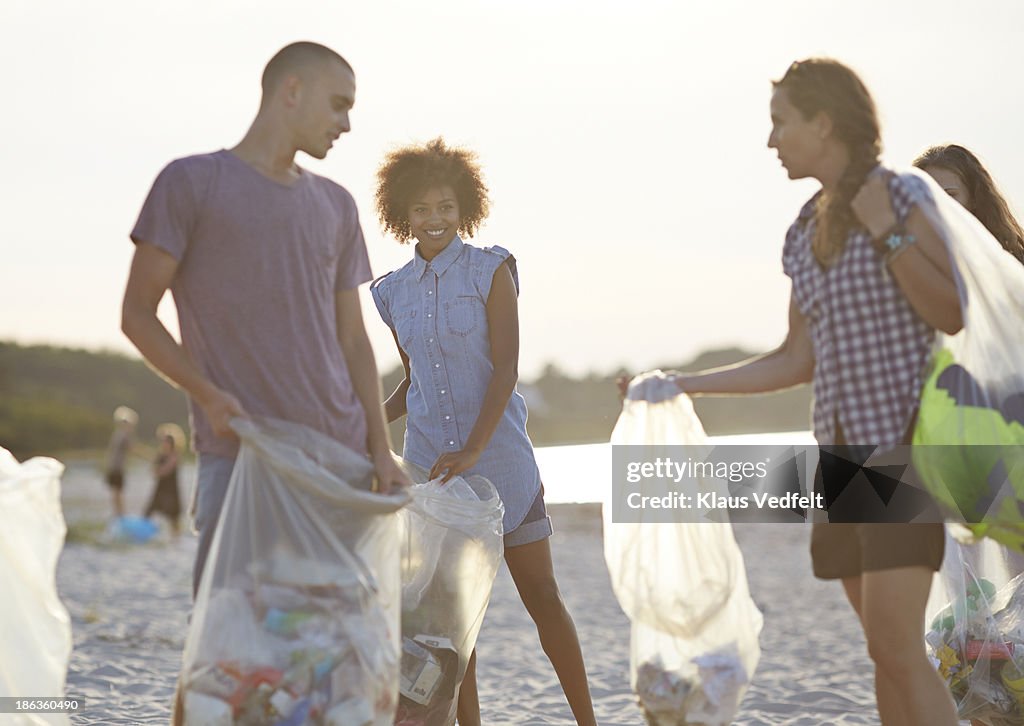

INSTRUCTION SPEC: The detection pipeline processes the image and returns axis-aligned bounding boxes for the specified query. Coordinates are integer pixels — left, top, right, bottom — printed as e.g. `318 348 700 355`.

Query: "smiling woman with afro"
374 137 490 243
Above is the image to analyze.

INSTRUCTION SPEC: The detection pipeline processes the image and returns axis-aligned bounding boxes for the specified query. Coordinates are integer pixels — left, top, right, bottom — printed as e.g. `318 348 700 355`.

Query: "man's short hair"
261 41 353 95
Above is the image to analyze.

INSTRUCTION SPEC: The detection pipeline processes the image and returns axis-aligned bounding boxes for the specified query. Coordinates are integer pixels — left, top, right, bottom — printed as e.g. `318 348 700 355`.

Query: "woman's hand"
851 170 898 241
616 374 632 399
665 370 690 392
617 370 690 399
430 446 483 483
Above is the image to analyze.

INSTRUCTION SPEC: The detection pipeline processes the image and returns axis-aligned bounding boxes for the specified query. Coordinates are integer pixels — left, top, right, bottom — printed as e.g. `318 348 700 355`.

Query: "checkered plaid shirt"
782 172 937 450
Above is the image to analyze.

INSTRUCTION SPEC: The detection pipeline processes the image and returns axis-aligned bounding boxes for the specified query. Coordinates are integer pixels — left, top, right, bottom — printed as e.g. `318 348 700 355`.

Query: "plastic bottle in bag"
926 532 1024 724
179 418 409 726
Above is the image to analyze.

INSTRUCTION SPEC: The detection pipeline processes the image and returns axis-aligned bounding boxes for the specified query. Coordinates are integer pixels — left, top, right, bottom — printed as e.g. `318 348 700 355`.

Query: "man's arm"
335 288 410 492
121 243 246 437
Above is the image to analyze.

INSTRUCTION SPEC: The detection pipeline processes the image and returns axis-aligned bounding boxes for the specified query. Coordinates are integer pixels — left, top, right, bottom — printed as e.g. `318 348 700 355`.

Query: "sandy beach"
47 458 892 726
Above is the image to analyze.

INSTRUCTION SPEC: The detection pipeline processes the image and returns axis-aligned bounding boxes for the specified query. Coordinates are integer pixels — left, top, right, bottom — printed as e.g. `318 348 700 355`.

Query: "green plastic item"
930 578 998 633
913 349 1024 551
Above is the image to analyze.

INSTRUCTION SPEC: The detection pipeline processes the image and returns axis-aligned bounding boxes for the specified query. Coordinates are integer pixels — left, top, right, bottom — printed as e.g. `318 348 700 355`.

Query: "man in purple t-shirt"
122 42 409 597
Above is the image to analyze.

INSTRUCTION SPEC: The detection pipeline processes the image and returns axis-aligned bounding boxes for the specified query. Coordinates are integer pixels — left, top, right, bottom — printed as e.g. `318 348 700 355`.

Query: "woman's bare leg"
504 538 596 726
840 576 910 725
456 649 480 726
860 566 958 725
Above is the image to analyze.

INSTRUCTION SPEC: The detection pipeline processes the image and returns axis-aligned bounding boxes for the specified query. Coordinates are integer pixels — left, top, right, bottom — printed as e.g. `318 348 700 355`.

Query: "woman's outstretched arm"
674 292 814 395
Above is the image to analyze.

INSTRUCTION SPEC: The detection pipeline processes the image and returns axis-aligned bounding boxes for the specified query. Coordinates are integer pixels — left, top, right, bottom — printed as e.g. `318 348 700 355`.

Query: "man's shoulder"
304 170 357 209
156 150 225 186
166 150 224 171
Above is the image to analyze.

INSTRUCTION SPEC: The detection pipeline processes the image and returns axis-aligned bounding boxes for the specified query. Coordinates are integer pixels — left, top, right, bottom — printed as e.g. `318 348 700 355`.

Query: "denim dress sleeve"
474 245 520 300
369 273 394 328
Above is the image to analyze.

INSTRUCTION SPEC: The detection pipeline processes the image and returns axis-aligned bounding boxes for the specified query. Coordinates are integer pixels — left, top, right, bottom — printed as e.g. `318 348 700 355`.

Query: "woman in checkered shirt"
670 59 963 724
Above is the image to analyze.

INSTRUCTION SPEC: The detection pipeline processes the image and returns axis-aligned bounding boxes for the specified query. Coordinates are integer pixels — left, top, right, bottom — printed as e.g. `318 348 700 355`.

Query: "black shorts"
811 417 945 579
811 522 945 580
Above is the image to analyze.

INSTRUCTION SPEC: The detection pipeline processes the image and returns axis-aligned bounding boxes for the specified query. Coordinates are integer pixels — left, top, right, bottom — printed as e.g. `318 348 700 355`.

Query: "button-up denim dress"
371 237 543 536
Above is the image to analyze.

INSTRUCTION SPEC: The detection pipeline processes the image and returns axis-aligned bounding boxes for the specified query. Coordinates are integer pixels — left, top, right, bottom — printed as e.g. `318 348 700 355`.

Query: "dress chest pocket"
445 296 481 337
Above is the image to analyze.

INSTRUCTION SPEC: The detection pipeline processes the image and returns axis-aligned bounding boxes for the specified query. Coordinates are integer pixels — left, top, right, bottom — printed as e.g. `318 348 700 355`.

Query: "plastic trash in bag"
393 461 504 726
179 417 409 726
0 447 72 726
925 532 1024 725
605 371 763 726
905 168 1024 550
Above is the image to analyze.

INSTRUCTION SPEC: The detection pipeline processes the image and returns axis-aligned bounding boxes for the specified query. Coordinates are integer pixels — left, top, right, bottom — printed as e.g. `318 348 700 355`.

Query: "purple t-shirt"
130 150 372 458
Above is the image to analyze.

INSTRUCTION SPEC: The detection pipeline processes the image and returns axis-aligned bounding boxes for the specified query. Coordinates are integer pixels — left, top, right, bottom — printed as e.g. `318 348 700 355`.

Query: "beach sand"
54 462 885 725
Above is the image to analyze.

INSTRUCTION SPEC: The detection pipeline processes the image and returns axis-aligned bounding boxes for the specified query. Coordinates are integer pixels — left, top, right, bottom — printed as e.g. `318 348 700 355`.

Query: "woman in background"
145 423 183 537
914 143 1024 726
913 144 1024 263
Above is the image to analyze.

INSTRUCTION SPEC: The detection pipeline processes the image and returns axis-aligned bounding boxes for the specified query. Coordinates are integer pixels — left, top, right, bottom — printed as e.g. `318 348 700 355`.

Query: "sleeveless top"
371 236 541 533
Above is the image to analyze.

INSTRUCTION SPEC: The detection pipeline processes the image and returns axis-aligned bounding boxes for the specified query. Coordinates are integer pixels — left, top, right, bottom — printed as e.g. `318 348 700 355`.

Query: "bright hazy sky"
3 0 1023 378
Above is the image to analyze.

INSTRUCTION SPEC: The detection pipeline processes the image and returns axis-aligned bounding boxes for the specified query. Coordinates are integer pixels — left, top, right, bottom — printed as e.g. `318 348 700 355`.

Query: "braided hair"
774 59 882 267
914 144 1024 264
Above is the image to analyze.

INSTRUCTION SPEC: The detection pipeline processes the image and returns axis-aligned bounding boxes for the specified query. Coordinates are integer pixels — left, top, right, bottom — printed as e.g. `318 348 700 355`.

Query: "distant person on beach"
371 138 597 726
622 59 963 724
145 423 184 537
103 405 137 518
121 40 409 600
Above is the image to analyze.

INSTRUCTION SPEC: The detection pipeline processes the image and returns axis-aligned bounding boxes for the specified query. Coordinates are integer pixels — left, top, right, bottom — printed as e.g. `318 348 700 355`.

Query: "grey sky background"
3 0 1023 377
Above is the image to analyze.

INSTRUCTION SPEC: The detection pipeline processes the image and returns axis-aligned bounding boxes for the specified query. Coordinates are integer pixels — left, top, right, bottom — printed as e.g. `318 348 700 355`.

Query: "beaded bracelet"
884 234 917 266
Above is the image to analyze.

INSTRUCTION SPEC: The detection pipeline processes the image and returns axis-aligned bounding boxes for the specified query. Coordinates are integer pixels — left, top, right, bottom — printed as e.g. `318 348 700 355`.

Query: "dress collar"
414 235 465 281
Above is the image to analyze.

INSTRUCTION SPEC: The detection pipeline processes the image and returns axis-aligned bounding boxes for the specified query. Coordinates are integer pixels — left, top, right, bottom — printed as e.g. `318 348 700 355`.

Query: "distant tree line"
0 342 188 460
1 341 811 461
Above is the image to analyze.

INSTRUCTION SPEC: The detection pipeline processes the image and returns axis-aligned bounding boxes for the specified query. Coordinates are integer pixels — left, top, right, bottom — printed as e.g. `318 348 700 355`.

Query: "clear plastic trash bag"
906 168 1024 550
605 371 763 726
180 417 409 726
393 461 504 726
0 447 71 726
925 531 1024 725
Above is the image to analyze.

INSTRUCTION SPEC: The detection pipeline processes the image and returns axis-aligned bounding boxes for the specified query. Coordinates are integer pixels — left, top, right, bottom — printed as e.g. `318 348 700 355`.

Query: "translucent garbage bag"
605 371 763 726
905 168 1024 549
180 417 409 726
925 533 1024 725
0 448 71 726
393 461 504 726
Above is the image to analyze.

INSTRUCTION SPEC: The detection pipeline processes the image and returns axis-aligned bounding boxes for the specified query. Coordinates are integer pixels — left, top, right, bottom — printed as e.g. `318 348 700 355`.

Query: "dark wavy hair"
914 144 1024 264
375 137 490 243
774 59 881 267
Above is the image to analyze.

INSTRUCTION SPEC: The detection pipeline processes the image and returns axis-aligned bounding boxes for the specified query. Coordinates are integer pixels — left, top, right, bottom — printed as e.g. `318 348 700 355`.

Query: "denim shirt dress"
371 236 544 537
